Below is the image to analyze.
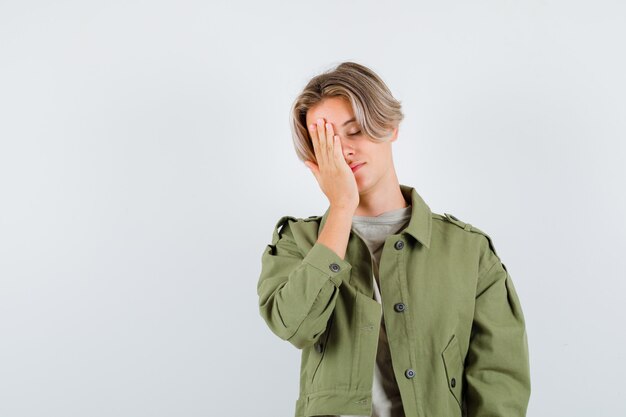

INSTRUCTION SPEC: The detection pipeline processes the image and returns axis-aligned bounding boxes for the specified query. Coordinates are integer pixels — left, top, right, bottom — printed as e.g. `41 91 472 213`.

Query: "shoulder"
432 212 503 262
270 214 322 244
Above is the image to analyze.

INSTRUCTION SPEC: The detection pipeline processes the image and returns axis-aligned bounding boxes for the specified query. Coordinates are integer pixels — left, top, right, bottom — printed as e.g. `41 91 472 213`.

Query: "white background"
1 1 625 416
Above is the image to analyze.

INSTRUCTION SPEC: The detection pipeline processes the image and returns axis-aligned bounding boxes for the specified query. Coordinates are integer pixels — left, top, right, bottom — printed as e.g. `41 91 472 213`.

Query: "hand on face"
304 118 360 211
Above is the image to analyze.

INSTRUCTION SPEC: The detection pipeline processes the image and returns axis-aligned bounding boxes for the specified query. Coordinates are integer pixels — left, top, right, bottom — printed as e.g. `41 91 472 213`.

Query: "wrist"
328 204 356 217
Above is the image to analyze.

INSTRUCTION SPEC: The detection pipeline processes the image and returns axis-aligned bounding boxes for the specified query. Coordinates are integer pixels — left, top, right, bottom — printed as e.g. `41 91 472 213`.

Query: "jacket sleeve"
464 239 531 416
257 216 352 349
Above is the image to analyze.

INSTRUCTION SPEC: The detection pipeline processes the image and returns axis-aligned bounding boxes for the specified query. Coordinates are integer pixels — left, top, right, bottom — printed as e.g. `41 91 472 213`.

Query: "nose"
339 136 354 158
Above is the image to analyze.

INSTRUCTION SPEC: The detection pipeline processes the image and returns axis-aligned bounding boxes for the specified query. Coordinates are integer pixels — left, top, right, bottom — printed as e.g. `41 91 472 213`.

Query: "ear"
389 126 399 143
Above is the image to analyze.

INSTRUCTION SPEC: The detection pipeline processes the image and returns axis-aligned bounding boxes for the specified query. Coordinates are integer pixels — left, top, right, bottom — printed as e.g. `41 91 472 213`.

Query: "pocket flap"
441 334 463 408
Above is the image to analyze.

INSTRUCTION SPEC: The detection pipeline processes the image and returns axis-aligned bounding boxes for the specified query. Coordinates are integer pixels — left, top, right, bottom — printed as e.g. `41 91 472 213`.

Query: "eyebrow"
342 117 356 127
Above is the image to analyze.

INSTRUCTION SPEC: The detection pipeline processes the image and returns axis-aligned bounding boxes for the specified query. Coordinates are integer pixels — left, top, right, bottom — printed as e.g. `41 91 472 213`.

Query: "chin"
356 178 369 193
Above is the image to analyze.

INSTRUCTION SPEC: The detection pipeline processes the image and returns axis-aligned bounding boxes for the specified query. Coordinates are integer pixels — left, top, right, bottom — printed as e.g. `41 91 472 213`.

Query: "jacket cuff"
302 242 352 287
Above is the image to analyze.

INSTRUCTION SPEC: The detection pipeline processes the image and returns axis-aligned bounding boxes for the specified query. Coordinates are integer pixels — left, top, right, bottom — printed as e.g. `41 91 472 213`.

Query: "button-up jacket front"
257 184 531 417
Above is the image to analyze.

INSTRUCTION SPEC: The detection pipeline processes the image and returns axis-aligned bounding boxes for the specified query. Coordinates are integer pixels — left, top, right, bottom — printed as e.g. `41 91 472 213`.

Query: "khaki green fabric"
257 184 531 417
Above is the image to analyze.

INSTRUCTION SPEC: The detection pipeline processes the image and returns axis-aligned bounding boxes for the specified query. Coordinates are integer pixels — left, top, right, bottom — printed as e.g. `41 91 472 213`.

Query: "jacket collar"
319 183 432 249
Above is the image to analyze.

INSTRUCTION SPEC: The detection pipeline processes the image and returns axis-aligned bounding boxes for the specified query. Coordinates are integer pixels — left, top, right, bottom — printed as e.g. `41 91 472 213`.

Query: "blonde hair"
289 61 404 163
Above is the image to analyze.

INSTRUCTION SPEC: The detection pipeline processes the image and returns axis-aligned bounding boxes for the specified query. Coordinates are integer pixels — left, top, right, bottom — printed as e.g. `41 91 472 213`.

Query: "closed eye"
348 130 361 136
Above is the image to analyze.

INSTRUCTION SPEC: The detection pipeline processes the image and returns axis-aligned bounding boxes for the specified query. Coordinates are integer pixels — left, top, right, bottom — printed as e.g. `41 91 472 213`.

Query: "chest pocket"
441 333 464 410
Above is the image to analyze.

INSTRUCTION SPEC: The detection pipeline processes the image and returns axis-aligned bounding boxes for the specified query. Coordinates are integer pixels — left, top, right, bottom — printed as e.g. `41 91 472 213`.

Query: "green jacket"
257 184 531 417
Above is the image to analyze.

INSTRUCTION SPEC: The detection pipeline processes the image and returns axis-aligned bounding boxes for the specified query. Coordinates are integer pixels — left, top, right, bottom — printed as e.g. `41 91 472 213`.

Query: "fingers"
309 118 336 169
325 122 336 164
308 123 320 163
316 118 328 164
333 132 343 163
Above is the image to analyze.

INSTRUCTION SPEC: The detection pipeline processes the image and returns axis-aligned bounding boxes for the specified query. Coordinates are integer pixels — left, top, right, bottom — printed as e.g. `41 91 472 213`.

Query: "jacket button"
394 302 406 312
315 343 323 353
450 377 456 388
394 240 404 250
405 368 415 379
329 263 340 273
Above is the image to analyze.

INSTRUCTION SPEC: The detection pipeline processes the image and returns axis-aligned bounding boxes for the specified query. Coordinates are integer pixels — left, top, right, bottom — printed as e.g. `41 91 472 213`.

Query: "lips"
350 163 365 173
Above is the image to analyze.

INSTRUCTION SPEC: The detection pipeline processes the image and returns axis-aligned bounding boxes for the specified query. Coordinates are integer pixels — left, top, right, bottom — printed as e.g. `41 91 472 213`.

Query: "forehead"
305 96 355 126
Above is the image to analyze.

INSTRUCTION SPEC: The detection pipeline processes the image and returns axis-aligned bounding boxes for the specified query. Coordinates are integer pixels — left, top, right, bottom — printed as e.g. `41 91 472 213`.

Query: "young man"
257 61 531 417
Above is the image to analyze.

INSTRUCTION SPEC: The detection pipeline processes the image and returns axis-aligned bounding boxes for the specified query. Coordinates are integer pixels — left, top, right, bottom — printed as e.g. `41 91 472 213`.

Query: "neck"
354 169 408 217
